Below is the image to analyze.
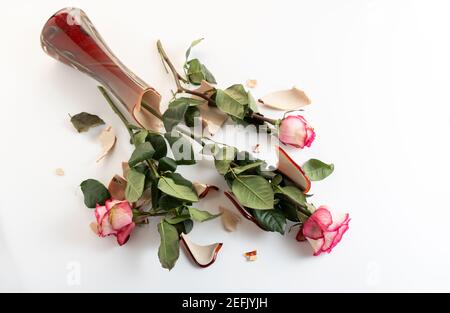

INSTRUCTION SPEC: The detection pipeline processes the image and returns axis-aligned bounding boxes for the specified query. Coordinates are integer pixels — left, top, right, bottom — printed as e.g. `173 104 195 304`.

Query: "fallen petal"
219 206 241 232
260 87 311 111
97 126 116 162
180 233 223 268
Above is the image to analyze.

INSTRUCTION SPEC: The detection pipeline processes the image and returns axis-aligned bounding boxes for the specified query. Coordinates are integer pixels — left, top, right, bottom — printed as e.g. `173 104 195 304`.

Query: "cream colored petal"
96 126 116 162
219 206 241 232
260 87 311 110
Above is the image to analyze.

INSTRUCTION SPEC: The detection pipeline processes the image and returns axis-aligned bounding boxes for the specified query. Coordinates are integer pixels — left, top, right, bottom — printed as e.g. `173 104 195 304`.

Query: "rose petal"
99 212 116 236
117 222 135 246
95 204 108 224
109 202 133 230
302 218 323 240
311 207 333 230
306 238 325 256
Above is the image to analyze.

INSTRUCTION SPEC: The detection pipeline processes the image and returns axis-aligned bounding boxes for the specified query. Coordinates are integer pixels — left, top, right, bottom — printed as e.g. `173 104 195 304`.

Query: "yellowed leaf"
96 126 116 162
260 87 311 110
219 206 241 232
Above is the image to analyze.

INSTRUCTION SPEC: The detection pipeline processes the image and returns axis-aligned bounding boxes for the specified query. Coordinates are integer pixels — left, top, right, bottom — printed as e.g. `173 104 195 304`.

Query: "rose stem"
98 86 135 143
156 40 279 127
156 40 215 105
98 86 160 177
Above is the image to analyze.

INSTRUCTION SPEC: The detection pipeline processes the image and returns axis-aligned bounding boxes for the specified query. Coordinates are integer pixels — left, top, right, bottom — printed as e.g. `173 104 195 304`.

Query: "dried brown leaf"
108 174 127 200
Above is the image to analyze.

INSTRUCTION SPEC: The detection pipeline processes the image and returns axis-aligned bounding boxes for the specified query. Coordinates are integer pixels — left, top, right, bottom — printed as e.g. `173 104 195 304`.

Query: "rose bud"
302 206 350 256
278 115 315 148
90 200 135 246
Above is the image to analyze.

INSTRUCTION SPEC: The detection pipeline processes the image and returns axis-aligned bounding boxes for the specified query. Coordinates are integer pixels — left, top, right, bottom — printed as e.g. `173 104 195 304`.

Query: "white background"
1 0 450 292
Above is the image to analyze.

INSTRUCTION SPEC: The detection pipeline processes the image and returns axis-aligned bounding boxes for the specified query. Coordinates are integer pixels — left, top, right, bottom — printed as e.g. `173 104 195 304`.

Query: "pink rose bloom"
278 115 315 148
90 200 135 246
302 206 350 256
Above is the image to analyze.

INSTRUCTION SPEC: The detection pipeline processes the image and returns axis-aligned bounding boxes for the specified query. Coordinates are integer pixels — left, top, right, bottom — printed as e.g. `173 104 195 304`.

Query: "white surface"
1 0 450 292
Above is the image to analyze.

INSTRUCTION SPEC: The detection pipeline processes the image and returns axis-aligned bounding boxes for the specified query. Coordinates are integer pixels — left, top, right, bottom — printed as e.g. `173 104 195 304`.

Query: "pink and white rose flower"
90 200 135 246
278 115 315 149
302 206 350 256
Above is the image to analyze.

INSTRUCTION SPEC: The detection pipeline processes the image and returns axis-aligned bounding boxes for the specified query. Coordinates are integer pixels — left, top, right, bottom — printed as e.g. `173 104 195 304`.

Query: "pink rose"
90 200 135 246
302 206 350 256
278 115 315 148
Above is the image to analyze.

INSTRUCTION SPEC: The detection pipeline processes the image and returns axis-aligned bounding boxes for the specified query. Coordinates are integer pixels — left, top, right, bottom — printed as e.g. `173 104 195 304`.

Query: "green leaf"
302 159 335 181
158 194 184 211
252 209 286 234
232 161 265 175
231 175 274 209
275 185 306 206
215 84 248 119
186 59 217 85
201 64 217 84
271 174 283 186
276 200 299 222
158 176 199 202
247 92 259 113
163 100 189 132
70 112 104 133
128 142 155 167
158 157 178 172
214 146 237 175
186 59 204 85
185 106 200 127
185 38 204 60
125 169 145 202
188 207 220 222
165 172 194 188
174 219 193 235
157 220 180 270
147 134 167 160
164 132 196 165
80 179 110 208
165 214 191 225
133 130 148 146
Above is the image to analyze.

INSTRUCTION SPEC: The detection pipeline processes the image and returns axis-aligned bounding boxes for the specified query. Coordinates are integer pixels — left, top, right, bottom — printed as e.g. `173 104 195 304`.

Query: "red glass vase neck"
40 7 162 130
